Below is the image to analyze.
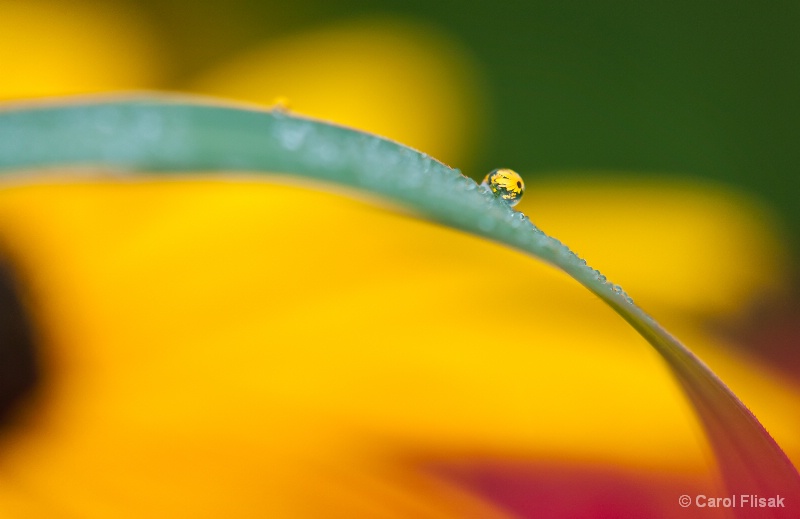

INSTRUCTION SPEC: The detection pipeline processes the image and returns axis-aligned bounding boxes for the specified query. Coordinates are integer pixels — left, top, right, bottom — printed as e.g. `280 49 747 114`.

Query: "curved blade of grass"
1 95 798 513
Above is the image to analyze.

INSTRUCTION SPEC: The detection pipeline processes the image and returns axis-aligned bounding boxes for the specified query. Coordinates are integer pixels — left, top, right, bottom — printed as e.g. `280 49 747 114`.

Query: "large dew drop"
481 168 525 207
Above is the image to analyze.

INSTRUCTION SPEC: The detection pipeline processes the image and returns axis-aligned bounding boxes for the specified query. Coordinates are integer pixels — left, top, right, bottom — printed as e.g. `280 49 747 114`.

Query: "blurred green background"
131 0 800 256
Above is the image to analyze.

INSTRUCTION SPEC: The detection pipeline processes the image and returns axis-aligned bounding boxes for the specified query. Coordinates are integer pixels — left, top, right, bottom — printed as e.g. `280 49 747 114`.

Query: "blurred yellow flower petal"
187 17 488 167
521 177 790 317
0 0 164 99
0 177 796 516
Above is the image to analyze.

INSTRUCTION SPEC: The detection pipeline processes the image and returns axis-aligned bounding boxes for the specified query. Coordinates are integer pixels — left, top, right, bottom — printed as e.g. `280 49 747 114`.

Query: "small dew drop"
316 140 341 164
277 123 309 151
271 96 291 113
455 176 478 191
421 159 432 176
608 284 633 304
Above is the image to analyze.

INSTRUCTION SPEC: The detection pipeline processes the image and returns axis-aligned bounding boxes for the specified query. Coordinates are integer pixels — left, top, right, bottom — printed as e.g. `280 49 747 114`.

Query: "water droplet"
314 139 340 165
421 159 432 176
510 213 531 232
271 96 291 113
481 168 525 207
280 127 308 150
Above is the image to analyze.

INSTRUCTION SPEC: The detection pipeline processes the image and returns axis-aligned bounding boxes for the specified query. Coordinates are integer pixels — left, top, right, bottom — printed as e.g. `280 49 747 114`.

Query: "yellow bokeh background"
0 0 163 99
0 177 795 517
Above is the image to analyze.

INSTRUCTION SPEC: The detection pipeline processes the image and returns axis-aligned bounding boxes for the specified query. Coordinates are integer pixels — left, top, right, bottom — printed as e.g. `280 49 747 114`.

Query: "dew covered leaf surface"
1 95 798 515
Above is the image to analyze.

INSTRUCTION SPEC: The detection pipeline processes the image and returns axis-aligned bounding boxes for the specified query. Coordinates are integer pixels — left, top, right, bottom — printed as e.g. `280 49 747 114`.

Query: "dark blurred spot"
0 260 39 426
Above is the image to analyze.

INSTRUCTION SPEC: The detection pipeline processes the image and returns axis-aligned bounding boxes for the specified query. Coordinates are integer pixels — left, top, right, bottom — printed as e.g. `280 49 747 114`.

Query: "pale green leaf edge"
1 94 798 512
